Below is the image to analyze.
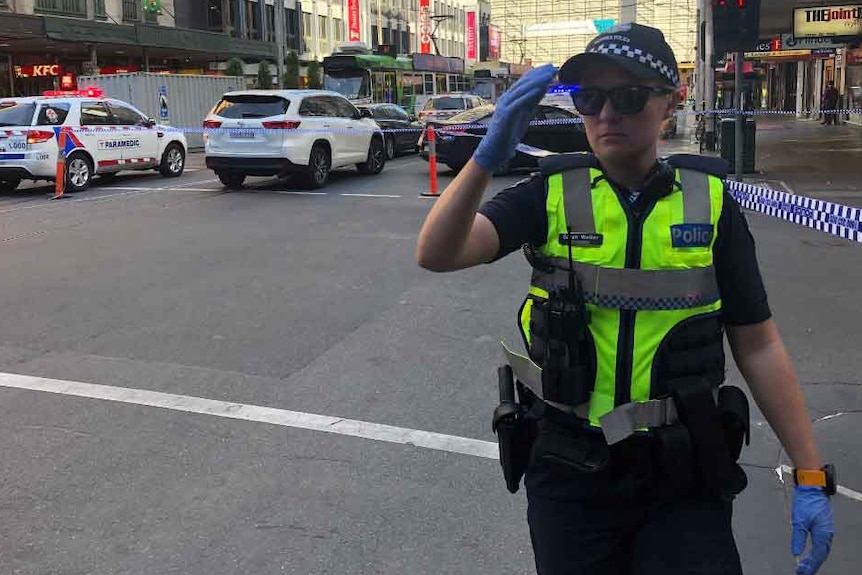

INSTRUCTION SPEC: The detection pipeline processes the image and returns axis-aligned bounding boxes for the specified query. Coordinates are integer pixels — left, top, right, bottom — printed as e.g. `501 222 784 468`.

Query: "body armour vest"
518 153 728 428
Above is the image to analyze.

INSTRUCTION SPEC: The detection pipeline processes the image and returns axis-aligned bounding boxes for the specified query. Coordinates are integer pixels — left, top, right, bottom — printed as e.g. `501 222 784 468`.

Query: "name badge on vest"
559 232 604 247
670 223 714 248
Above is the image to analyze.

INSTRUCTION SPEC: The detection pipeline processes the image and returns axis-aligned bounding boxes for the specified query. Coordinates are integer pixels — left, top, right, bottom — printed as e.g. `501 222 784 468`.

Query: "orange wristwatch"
793 464 837 496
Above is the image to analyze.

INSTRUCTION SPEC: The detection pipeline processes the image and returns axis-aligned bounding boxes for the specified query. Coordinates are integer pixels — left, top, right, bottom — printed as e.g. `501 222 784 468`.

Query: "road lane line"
340 193 402 198
1 371 859 502
0 372 498 460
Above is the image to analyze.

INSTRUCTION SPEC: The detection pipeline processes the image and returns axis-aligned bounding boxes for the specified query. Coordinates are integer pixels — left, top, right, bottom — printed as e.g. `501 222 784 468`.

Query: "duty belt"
501 342 680 445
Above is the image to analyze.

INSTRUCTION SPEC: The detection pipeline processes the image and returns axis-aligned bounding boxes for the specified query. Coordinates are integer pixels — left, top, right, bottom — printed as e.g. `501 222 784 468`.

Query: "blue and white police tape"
725 180 861 243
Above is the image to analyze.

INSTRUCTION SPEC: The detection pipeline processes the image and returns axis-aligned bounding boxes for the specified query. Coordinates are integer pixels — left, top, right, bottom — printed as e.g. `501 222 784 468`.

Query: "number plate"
229 129 256 139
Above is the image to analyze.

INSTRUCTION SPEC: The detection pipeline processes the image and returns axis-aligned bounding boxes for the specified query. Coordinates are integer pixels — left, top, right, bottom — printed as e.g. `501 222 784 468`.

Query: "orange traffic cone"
51 130 67 200
420 125 439 198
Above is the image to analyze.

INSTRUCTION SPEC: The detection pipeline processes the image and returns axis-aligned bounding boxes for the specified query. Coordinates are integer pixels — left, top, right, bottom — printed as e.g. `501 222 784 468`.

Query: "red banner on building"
419 0 432 54
466 11 477 60
348 0 361 42
488 25 501 60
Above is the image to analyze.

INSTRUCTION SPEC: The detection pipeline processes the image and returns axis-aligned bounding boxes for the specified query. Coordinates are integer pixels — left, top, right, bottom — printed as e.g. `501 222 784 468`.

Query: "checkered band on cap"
588 41 679 86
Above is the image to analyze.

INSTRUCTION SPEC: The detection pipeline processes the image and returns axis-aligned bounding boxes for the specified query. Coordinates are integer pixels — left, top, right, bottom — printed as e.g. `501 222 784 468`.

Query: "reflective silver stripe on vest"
500 342 591 417
531 262 720 310
501 342 679 444
563 168 595 234
678 169 713 223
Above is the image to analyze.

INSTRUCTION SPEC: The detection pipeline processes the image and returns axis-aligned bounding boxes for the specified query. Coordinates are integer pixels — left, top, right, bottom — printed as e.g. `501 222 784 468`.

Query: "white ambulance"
0 88 187 193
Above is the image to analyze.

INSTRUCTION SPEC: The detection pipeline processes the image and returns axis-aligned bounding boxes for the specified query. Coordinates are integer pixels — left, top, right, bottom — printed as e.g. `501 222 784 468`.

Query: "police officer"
415 23 835 575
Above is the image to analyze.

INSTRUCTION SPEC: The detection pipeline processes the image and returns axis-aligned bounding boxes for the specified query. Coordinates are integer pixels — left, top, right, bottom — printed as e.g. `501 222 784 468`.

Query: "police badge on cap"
559 22 680 88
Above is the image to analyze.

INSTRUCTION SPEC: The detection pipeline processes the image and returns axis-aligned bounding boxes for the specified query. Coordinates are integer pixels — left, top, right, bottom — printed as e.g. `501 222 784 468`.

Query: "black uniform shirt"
477 156 771 326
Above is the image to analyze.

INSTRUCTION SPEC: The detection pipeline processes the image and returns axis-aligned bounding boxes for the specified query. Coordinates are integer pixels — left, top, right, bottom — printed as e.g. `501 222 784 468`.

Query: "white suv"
0 89 187 193
203 90 386 189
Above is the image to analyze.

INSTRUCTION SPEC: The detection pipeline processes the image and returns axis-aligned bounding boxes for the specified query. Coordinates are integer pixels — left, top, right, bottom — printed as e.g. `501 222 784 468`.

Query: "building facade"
489 0 696 78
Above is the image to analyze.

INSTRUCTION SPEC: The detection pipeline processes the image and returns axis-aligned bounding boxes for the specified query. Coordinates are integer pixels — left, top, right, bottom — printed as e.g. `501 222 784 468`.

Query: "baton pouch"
492 365 536 494
718 385 750 462
668 377 747 499
653 422 696 494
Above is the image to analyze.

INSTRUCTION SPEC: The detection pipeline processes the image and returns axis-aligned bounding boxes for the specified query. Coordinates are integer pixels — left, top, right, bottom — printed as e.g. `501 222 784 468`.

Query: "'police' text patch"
670 223 713 248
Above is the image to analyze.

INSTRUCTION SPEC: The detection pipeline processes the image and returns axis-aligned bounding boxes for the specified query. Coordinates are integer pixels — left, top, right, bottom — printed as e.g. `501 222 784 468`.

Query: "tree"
225 57 245 78
283 50 300 89
257 60 272 89
306 60 322 89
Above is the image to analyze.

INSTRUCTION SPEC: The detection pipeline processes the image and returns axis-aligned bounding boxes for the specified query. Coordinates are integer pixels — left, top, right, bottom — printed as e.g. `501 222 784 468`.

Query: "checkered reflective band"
725 181 862 243
588 41 679 86
585 292 719 311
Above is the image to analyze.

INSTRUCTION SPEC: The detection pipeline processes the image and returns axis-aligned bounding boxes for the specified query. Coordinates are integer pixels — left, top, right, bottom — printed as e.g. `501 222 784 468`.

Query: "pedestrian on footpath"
415 23 835 575
823 82 840 126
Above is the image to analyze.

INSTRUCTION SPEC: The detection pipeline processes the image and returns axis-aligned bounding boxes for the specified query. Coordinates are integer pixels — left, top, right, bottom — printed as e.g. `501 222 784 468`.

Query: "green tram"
322 51 473 116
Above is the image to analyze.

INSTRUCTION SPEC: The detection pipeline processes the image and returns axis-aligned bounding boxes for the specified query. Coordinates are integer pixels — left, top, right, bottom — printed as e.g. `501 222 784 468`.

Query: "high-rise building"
490 0 697 74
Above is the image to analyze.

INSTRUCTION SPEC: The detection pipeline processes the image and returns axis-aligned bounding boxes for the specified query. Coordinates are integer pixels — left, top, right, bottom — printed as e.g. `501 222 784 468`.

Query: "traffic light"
713 0 761 53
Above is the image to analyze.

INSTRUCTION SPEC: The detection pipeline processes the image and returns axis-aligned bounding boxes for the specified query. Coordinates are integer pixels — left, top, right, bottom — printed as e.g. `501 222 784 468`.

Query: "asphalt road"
0 151 859 574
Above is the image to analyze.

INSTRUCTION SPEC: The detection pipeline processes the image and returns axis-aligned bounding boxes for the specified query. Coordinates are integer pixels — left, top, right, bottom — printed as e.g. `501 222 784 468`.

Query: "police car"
0 88 187 193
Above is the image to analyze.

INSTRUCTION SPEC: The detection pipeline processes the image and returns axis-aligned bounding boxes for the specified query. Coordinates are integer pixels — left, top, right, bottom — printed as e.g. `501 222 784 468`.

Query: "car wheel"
357 137 385 175
0 177 21 193
218 172 246 189
65 152 93 192
384 136 396 160
304 144 331 189
159 143 185 178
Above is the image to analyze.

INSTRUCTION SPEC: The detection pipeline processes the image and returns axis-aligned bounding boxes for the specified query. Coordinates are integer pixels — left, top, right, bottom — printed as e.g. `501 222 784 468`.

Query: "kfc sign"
419 0 432 54
15 64 62 78
348 0 361 42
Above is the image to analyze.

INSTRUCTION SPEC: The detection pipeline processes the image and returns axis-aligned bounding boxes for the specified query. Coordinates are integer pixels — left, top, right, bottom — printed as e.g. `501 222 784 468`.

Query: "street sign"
158 85 169 123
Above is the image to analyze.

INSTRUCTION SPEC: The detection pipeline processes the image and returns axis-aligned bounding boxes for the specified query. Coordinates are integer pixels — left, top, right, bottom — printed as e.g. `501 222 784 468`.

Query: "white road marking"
0 372 498 460
778 465 862 503
168 188 222 192
168 178 220 188
0 189 162 215
341 193 402 198
271 190 327 196
1 371 859 502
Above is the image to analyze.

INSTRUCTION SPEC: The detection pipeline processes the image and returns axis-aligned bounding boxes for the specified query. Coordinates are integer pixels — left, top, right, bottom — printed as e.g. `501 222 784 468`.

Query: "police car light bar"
546 84 579 94
42 88 105 98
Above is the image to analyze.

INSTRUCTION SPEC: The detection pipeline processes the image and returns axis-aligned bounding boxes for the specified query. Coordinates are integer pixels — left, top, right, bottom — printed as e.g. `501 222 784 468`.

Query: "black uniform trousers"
524 420 744 575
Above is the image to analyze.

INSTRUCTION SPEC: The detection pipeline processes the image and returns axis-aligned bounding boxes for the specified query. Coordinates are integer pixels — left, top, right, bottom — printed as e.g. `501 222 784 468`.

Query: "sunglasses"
571 86 675 116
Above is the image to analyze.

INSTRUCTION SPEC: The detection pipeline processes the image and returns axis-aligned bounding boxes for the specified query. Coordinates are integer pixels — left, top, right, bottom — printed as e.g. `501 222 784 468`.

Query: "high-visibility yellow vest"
518 162 726 427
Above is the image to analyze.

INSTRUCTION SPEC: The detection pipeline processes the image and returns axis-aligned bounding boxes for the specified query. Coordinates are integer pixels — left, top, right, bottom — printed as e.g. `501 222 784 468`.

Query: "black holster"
666 378 750 499
492 365 537 494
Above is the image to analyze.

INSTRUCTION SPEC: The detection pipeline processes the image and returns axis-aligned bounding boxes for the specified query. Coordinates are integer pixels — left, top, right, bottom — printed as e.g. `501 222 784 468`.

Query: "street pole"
734 51 743 180
275 2 286 88
704 0 715 150
376 0 383 46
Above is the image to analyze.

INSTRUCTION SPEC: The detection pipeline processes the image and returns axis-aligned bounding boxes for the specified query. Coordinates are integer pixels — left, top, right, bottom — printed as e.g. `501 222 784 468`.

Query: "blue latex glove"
791 486 835 575
473 64 558 172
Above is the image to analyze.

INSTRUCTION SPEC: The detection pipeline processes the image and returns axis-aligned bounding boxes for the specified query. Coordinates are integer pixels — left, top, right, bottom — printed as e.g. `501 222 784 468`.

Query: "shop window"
94 0 106 19
265 4 276 42
121 0 140 21
34 0 87 17
319 15 327 40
